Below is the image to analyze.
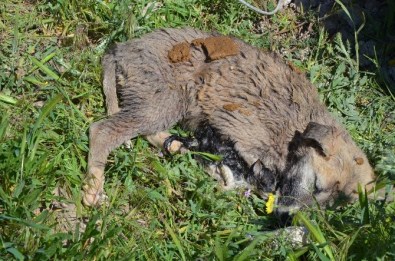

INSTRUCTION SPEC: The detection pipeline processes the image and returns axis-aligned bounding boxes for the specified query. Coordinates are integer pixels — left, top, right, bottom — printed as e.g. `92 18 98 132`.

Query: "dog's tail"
102 54 119 115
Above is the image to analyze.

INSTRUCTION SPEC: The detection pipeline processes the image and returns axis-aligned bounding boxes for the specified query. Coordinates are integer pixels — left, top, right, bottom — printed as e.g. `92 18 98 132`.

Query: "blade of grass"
296 212 335 261
27 51 58 75
335 0 364 72
23 76 49 87
338 226 363 260
163 220 186 261
18 128 27 182
357 184 370 224
24 94 62 169
0 93 17 105
0 112 9 140
234 236 262 261
288 246 309 260
190 151 223 162
334 0 352 23
12 179 25 199
214 234 225 261
311 242 331 261
334 34 353 69
6 247 24 261
0 215 49 230
0 186 11 209
30 94 63 143
30 56 66 84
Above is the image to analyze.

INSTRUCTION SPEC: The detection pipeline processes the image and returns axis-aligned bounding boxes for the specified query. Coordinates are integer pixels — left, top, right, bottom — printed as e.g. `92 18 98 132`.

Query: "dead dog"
83 28 375 216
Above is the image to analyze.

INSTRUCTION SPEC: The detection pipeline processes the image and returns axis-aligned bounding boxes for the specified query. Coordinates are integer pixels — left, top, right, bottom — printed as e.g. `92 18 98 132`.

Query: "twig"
238 0 290 15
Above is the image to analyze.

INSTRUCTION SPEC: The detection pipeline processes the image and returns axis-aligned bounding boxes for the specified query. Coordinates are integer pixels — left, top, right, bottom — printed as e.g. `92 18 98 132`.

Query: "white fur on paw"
206 164 236 190
124 140 132 149
206 164 222 181
168 140 185 154
219 165 235 189
82 187 108 207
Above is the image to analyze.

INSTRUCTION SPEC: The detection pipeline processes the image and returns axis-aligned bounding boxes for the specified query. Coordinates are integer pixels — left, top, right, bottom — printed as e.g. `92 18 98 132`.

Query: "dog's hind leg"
84 93 186 206
102 56 181 153
83 115 140 206
83 115 179 206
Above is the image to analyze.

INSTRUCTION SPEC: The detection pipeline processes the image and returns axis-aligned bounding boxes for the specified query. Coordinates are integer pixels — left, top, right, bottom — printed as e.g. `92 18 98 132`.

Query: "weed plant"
0 0 394 260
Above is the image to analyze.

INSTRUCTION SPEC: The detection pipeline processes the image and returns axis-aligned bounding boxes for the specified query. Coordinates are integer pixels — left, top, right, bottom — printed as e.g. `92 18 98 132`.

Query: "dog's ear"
300 122 338 157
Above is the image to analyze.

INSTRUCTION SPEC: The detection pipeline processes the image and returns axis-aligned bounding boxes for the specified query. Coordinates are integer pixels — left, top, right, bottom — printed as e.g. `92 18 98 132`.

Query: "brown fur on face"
276 122 374 214
83 28 375 213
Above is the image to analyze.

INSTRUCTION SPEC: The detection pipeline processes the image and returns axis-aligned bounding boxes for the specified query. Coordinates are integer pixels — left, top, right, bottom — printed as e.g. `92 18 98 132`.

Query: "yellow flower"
266 193 275 214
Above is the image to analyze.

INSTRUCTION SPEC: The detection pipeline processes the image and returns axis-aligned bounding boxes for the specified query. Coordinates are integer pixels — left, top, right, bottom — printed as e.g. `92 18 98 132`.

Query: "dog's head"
274 122 375 217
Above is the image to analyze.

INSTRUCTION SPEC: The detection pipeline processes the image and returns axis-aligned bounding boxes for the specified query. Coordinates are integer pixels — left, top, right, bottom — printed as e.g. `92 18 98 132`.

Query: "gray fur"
84 28 375 213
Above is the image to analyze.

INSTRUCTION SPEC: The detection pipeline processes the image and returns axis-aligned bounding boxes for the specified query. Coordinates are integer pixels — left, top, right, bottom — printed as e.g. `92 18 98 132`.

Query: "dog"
83 28 375 216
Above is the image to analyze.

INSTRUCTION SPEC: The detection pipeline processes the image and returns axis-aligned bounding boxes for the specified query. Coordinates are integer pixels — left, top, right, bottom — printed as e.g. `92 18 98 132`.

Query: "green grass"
0 0 394 260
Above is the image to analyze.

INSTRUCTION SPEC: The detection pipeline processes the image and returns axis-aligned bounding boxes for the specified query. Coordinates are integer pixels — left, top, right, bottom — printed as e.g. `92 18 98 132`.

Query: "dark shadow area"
294 0 395 94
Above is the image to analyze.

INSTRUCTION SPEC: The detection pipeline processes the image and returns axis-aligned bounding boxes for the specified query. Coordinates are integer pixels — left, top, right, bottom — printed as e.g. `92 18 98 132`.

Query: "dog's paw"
82 186 108 207
218 164 236 189
163 135 197 154
83 167 107 207
123 140 132 149
206 164 237 190
166 139 185 154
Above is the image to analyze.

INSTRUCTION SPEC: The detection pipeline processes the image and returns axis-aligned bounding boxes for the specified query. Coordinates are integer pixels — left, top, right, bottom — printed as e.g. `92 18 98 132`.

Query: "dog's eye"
198 76 205 84
314 183 322 194
313 174 323 194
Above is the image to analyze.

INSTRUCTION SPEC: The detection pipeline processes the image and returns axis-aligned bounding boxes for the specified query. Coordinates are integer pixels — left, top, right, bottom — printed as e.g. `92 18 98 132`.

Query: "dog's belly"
169 124 277 194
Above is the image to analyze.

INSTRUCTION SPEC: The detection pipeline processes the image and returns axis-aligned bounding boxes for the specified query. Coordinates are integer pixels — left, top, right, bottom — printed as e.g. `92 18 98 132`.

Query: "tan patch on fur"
223 103 242 111
168 42 191 63
252 100 261 107
238 108 252 116
354 157 364 165
192 36 239 60
222 104 252 116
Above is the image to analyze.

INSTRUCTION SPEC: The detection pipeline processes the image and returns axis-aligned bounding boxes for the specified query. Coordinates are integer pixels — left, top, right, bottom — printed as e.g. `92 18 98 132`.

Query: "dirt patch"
192 36 239 61
223 103 242 111
168 42 191 63
222 104 252 116
169 36 240 63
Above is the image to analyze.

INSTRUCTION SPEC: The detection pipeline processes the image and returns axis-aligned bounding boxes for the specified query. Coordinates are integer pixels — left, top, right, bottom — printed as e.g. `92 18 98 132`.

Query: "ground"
0 0 394 260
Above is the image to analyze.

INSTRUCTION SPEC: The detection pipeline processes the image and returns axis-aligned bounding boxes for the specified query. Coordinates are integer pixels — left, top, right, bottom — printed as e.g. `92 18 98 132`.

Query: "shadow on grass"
295 0 395 94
